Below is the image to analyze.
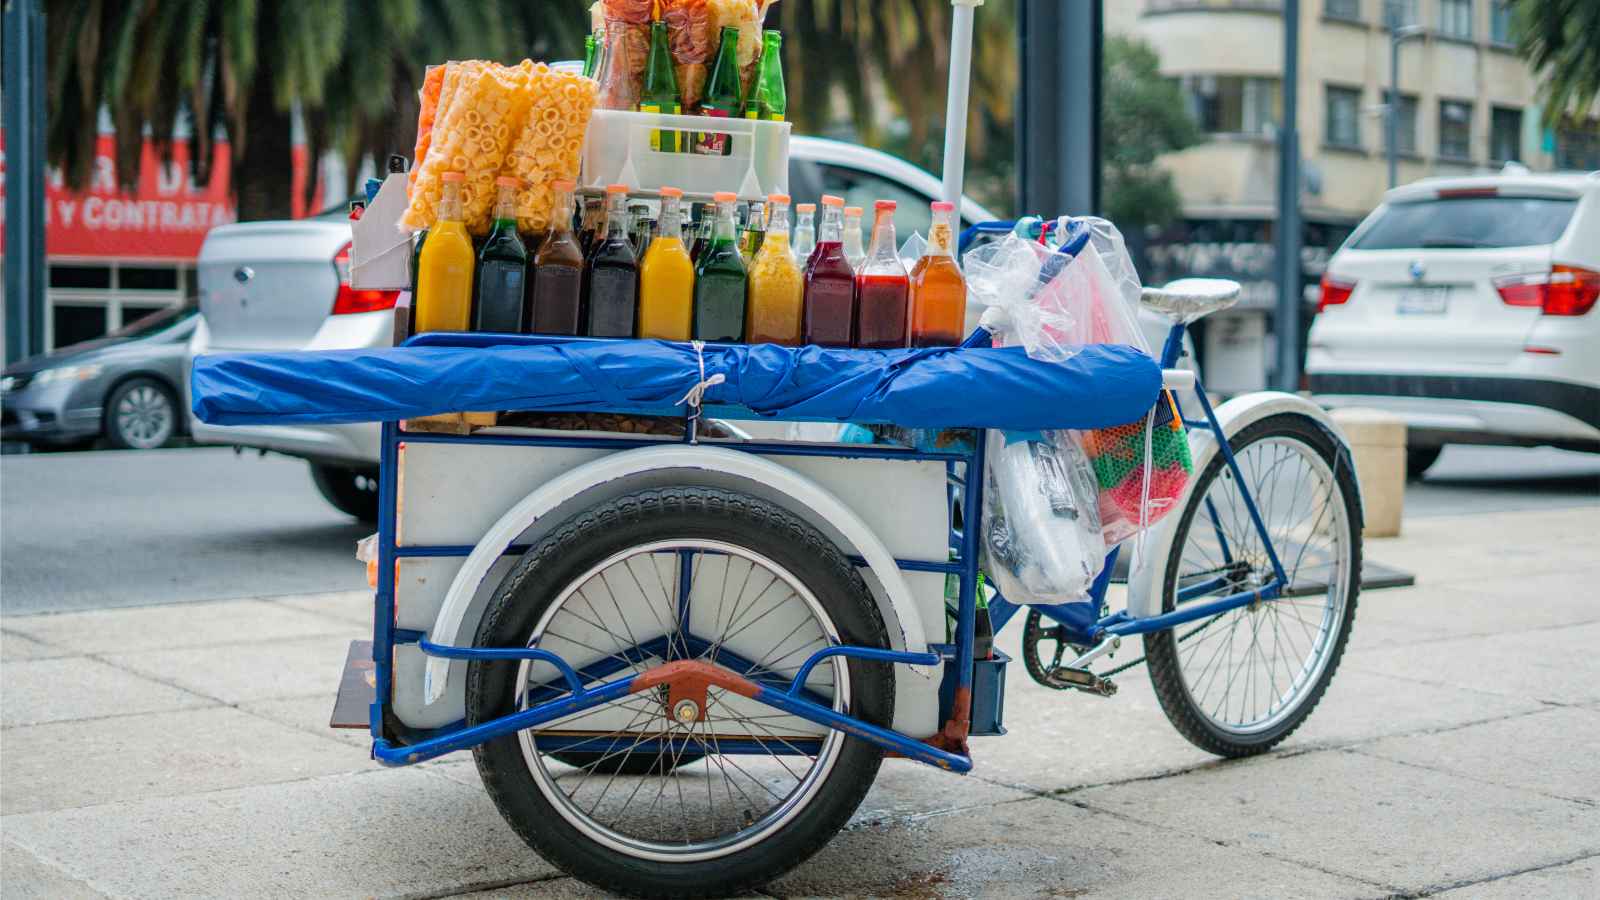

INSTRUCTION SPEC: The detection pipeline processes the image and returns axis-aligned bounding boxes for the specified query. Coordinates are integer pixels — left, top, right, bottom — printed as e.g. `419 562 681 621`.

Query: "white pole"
941 0 983 209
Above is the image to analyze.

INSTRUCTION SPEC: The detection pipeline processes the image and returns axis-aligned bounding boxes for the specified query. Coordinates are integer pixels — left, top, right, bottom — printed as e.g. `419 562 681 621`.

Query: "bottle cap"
605 183 630 194
495 176 521 189
844 206 862 216
442 171 466 183
820 194 844 207
550 178 576 192
713 191 738 202
659 186 684 199
767 192 790 204
874 199 897 211
931 200 955 212
796 203 815 213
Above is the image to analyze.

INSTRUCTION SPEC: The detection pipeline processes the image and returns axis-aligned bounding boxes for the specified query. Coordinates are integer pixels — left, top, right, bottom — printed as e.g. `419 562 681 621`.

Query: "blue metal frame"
366 220 1298 776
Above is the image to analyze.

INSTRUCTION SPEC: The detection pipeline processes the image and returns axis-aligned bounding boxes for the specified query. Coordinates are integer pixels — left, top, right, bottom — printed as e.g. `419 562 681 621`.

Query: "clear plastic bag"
898 231 926 271
981 430 1106 604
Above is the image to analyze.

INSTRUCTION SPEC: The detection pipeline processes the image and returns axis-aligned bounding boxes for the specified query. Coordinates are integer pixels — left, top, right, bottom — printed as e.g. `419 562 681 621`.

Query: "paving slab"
237 694 374 750
1353 569 1600 646
444 877 765 899
269 589 374 628
0 656 211 728
1357 705 1600 805
1431 854 1600 898
1362 507 1595 588
103 633 358 705
0 767 557 900
0 706 361 815
2 596 354 655
766 793 1375 899
0 839 108 899
0 629 73 660
1343 622 1600 707
1073 747 1599 892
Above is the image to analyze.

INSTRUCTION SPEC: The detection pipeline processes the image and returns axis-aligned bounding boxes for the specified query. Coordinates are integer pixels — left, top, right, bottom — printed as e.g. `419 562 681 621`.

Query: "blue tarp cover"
190 338 1160 432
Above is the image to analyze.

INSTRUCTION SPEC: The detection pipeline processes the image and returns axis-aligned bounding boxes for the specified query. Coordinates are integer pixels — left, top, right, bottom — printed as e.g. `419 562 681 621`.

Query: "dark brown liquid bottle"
527 180 586 335
584 183 639 338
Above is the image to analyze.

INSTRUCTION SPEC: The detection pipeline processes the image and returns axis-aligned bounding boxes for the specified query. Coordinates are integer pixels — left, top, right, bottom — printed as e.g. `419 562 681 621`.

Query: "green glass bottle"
637 21 681 152
474 177 528 333
694 191 748 341
582 33 599 79
743 30 786 121
695 26 743 156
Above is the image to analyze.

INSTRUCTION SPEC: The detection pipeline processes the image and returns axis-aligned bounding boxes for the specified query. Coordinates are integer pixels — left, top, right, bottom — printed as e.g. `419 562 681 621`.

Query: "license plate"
1397 286 1450 315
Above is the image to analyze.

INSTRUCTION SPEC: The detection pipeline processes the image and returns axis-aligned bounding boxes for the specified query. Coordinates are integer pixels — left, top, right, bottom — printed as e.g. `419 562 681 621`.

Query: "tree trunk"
235 70 296 221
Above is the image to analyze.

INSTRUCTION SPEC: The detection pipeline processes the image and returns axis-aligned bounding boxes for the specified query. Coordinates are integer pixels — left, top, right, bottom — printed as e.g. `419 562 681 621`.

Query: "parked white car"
1306 168 1600 477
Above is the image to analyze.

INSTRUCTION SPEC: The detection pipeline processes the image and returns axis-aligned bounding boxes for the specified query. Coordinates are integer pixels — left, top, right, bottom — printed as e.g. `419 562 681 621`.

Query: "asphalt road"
1 447 369 615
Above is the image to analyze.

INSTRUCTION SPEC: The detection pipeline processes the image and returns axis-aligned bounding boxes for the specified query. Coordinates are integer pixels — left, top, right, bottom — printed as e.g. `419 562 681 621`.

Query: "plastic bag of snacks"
707 0 764 94
409 64 447 191
500 65 599 233
661 0 714 108
981 430 1106 604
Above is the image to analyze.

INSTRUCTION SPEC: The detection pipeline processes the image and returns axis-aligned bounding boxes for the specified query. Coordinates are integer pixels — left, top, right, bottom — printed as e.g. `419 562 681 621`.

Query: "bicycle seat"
1140 278 1242 323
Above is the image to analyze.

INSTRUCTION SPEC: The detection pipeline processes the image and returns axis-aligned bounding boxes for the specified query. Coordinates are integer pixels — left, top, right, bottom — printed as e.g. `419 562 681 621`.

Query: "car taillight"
1494 265 1600 317
1317 274 1356 312
332 242 400 315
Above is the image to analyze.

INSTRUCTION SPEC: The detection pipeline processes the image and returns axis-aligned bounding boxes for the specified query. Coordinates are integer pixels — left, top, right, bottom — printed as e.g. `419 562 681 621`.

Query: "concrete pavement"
2 504 1597 898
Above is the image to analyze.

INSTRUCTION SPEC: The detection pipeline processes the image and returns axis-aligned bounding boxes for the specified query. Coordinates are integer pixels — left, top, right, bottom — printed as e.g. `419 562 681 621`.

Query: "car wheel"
309 463 381 523
1406 446 1443 480
105 378 177 450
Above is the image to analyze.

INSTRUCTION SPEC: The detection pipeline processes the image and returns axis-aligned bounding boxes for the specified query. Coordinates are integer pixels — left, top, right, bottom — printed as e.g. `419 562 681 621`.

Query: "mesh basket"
1082 389 1192 545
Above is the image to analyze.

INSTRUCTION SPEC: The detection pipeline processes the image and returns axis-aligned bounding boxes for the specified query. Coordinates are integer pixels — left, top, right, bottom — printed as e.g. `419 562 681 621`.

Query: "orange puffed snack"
408 64 446 189
499 63 600 233
403 61 535 235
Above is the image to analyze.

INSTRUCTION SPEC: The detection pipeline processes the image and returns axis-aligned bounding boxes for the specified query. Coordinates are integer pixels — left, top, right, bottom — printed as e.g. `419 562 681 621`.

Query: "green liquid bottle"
740 199 766 260
474 177 528 333
743 30 786 121
638 21 681 152
582 33 599 79
694 191 748 342
695 27 743 156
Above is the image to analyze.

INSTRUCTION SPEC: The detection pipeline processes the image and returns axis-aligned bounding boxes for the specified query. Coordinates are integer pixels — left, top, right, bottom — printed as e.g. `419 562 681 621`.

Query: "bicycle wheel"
467 487 893 899
1145 413 1361 757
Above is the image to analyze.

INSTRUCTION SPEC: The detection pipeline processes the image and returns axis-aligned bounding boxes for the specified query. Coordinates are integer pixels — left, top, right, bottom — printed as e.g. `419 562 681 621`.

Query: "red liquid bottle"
802 194 855 347
853 199 909 348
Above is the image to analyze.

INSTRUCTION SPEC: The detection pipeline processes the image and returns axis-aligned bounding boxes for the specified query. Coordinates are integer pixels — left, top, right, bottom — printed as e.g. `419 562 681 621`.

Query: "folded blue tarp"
191 336 1161 432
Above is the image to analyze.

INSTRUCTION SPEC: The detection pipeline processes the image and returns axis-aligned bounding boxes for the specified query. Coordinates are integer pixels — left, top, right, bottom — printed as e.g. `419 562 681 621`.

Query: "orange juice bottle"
414 171 474 333
745 193 803 344
638 186 694 340
908 200 967 347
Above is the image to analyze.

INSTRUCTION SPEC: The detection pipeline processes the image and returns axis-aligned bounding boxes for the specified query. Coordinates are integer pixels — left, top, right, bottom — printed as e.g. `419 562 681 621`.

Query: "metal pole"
1017 0 1101 217
941 0 982 208
1274 0 1302 393
4 0 49 364
1387 29 1400 189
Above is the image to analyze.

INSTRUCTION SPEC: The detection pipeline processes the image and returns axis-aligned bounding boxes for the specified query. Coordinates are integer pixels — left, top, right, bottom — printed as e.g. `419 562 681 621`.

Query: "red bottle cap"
874 199 897 211
931 201 955 212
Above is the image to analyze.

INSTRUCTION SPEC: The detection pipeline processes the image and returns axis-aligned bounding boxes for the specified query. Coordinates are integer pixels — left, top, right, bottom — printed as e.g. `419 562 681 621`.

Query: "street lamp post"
1387 21 1426 188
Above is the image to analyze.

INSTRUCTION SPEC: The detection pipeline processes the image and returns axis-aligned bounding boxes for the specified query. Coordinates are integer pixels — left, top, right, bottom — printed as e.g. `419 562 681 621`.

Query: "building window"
1490 106 1522 161
48 265 112 289
1438 0 1472 38
1383 0 1417 27
1325 0 1361 21
1325 86 1363 148
1489 0 1513 44
1182 75 1281 137
1439 99 1473 160
1555 120 1600 170
1385 93 1419 154
51 303 109 349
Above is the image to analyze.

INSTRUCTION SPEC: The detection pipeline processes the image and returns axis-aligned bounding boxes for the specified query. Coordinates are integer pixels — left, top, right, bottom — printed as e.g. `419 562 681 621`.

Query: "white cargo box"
349 172 412 290
580 108 790 202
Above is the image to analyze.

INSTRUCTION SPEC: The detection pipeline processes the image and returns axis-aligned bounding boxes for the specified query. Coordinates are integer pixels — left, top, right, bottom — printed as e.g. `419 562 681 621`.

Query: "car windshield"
1352 195 1577 250
107 302 198 340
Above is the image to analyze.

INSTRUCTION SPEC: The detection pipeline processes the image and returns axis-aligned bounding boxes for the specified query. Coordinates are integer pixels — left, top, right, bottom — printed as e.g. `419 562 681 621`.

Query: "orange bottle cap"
796 203 816 213
659 186 684 198
442 172 466 183
550 178 576 191
820 194 844 206
844 206 862 216
713 191 738 202
495 176 521 189
874 199 897 211
605 183 630 194
767 192 790 204
931 200 955 212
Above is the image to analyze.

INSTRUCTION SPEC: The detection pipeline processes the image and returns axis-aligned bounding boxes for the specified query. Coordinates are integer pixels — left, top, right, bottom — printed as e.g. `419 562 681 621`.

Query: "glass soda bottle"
746 193 803 345
740 199 766 260
638 186 694 341
582 32 599 79
802 194 855 347
842 205 866 270
693 191 748 342
792 202 816 264
414 171 474 333
473 176 527 333
638 21 681 152
528 179 585 335
854 200 910 348
743 30 786 121
695 27 743 155
584 183 639 337
909 200 968 347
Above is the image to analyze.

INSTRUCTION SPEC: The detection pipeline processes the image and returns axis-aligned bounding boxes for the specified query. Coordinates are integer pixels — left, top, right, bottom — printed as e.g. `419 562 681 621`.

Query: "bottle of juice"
585 183 639 337
854 200 910 349
909 201 968 347
743 30 786 121
693 191 748 341
746 193 803 345
638 186 694 341
638 21 681 152
740 199 766 259
529 179 585 335
802 194 855 347
841 205 866 270
695 27 743 155
792 202 816 264
474 176 528 333
415 171 474 333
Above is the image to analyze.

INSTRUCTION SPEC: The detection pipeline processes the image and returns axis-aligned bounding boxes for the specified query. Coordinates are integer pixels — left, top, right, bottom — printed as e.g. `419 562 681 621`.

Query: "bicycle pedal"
1043 666 1118 697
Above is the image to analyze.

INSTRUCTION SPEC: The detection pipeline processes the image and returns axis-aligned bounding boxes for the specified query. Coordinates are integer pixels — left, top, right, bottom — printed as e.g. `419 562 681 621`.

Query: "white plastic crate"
580 108 790 201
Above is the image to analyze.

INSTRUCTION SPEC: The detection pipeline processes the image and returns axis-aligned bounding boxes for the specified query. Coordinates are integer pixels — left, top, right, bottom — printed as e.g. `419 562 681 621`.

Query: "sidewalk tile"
238 695 372 749
103 633 357 705
1344 623 1600 706
0 767 556 900
0 706 362 815
4 597 355 655
1 630 72 661
1432 855 1600 898
1288 667 1541 747
1355 569 1600 644
270 589 374 628
1074 748 1598 892
1 840 108 899
1 656 210 728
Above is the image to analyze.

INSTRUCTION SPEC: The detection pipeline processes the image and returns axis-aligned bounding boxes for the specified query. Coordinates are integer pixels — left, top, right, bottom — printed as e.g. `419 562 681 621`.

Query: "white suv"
1306 168 1600 477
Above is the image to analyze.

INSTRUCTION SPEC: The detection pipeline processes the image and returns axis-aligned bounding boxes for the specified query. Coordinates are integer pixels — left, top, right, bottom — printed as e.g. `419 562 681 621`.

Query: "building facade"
1108 0 1599 392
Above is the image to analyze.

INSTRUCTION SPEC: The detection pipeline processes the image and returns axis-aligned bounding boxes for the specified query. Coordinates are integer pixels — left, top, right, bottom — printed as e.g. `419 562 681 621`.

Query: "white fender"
1125 391 1358 619
424 444 936 703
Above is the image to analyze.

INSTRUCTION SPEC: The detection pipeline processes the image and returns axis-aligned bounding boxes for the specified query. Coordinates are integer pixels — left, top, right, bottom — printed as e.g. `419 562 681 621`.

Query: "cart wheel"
1145 413 1361 758
468 486 893 899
